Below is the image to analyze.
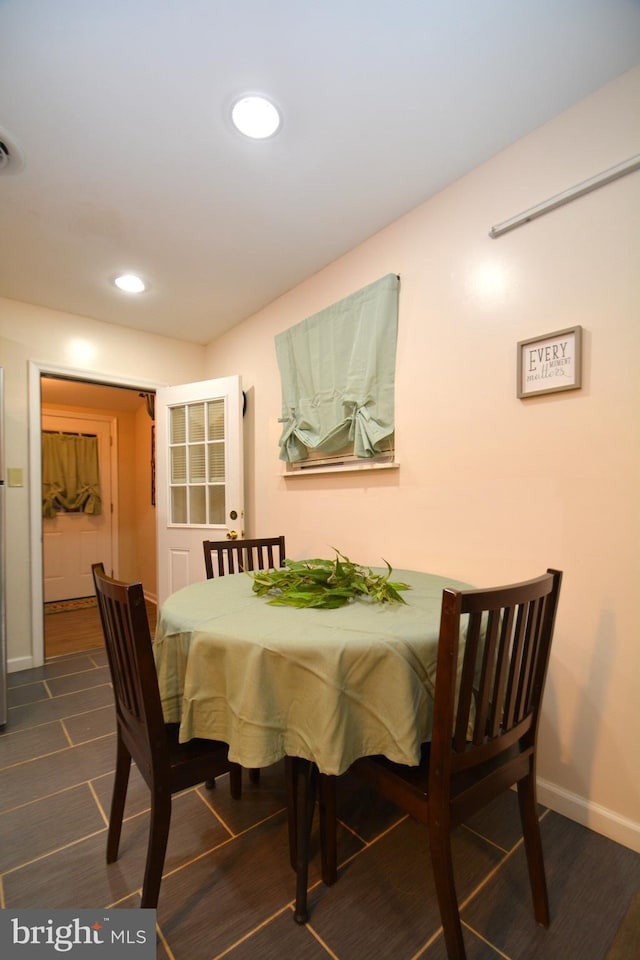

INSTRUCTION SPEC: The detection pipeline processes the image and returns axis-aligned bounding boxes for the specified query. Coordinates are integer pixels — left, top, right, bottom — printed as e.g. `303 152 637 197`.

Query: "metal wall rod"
489 154 640 239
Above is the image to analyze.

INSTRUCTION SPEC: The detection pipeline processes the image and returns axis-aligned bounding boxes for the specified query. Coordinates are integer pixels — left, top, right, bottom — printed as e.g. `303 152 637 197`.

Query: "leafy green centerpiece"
251 551 410 609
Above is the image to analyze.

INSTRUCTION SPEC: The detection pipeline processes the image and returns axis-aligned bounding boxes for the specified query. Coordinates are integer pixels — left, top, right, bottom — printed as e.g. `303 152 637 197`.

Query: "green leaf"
251 550 411 610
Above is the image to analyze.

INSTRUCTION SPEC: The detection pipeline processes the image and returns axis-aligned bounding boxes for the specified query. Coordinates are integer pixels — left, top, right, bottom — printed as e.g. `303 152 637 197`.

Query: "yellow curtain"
42 433 102 519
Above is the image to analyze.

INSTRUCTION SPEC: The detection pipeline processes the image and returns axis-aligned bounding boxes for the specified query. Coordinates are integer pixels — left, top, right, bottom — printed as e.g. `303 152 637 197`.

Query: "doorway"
42 411 115 602
39 375 156 659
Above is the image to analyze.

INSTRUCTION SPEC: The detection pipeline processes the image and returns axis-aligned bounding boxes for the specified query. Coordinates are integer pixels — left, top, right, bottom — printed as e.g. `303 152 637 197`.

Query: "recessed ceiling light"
114 273 146 294
231 95 281 139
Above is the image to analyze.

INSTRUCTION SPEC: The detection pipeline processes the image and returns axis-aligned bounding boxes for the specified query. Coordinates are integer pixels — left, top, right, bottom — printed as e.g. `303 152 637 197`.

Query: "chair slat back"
433 570 562 778
203 536 286 578
92 563 167 769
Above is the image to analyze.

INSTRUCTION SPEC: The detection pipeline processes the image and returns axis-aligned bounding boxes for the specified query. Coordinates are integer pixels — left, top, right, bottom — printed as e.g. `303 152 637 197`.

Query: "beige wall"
203 69 640 849
0 300 205 670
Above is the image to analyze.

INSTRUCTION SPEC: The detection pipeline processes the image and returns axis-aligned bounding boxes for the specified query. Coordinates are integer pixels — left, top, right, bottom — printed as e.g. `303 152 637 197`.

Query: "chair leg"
141 789 172 909
107 735 132 864
285 757 297 871
249 768 261 784
517 773 550 927
292 758 317 924
286 762 337 886
428 820 466 960
206 763 243 798
318 773 337 885
229 763 242 800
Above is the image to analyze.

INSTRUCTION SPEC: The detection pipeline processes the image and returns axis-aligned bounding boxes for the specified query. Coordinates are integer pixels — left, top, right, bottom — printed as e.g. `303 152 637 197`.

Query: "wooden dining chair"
346 569 563 959
202 535 286 789
203 534 286 579
91 562 242 909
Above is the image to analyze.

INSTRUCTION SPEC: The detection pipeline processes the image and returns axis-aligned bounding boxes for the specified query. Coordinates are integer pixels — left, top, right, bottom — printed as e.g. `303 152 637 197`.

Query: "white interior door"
42 413 114 602
155 376 244 604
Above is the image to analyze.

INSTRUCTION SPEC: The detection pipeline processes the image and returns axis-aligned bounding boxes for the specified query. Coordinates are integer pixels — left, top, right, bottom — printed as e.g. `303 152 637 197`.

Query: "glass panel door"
155 375 244 604
168 398 226 525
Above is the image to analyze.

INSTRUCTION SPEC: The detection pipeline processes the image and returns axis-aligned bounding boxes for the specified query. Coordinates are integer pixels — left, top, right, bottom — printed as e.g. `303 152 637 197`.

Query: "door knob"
227 530 238 540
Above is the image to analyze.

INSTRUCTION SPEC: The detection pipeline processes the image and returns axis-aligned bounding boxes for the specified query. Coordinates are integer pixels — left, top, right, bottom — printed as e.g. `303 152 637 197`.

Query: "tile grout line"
159 828 248 885
0 775 114 818
159 799 293 887
7 661 107 690
1 826 109 878
0 731 115 778
3 781 244 885
43 679 112 700
461 822 512 854
209 903 294 960
410 817 550 960
461 920 514 960
59 719 75 748
408 875 517 960
303 917 343 960
155 922 177 960
87 779 110 828
457 808 551 917
0 707 115 748
336 817 370 847
409 924 445 960
194 783 238 838
335 812 410 873
458 840 522 915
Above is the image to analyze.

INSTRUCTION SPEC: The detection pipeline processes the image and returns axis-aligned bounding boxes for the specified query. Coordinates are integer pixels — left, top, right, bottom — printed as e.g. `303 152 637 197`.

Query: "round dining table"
153 567 472 777
153 565 472 921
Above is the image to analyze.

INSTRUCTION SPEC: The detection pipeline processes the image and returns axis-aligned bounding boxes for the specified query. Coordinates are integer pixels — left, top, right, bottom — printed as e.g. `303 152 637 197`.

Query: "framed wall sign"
517 325 582 399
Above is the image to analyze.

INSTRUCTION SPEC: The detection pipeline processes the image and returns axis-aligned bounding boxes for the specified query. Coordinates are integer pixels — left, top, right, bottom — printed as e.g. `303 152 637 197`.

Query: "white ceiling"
1 1 639 346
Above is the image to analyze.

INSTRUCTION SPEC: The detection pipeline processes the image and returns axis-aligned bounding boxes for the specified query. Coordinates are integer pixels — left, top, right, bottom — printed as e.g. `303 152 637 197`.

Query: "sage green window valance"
275 273 399 463
42 432 102 519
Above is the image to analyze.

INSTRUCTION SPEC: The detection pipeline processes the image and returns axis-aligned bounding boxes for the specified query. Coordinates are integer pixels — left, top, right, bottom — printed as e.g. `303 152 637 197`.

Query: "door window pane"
171 447 187 483
208 486 225 524
167 400 227 526
208 400 225 440
189 486 206 525
188 403 206 442
189 444 206 482
208 443 225 483
170 406 186 444
171 486 187 524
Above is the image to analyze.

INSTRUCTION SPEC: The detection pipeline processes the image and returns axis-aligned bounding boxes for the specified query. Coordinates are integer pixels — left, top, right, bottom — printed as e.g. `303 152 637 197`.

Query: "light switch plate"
7 467 24 487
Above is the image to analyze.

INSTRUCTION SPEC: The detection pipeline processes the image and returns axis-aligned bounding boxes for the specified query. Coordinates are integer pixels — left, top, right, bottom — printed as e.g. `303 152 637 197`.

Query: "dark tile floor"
2 648 639 960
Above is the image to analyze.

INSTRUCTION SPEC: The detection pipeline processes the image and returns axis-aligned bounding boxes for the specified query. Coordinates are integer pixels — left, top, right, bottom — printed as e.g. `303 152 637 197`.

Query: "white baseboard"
537 776 640 854
7 655 34 674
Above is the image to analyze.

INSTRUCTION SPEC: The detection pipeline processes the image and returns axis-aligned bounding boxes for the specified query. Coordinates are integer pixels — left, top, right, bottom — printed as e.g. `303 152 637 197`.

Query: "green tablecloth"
154 568 471 776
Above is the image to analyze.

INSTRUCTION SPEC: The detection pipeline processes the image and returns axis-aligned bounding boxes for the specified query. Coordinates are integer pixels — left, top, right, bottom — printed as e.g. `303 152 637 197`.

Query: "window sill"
282 461 400 478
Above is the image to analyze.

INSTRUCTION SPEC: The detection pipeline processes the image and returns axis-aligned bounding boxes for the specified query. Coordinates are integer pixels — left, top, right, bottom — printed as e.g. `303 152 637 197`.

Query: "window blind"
275 273 399 464
42 433 102 518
